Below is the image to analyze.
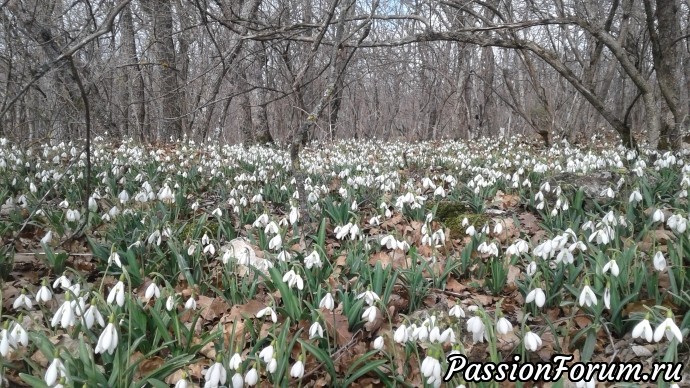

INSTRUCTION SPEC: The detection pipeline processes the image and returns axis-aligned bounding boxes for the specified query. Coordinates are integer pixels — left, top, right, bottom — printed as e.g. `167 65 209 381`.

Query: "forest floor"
0 135 688 387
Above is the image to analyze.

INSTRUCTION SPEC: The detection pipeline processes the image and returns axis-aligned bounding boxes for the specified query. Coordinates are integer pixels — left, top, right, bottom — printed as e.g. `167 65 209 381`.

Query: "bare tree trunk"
146 0 182 141
644 0 684 149
252 41 273 144
121 4 147 142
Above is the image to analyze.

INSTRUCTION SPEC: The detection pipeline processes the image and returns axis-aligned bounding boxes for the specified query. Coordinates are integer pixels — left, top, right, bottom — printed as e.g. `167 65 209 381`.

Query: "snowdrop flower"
204 358 227 388
604 286 611 310
654 311 683 343
496 316 513 335
158 185 175 203
555 249 573 264
448 305 465 319
53 274 71 290
203 243 216 256
118 190 130 204
65 209 80 222
466 316 485 343
244 368 259 387
83 302 105 329
319 293 334 310
174 372 189 388
632 315 653 342
144 282 161 301
95 318 119 355
51 295 76 328
166 295 176 311
667 214 687 234
579 284 597 307
526 288 546 308
256 306 277 323
414 324 429 341
36 279 53 304
602 260 619 277
231 373 243 388
349 224 360 240
185 296 196 310
108 251 122 268
652 209 665 223
259 344 275 363
107 277 126 307
420 356 442 387
653 251 666 271
373 336 384 350
41 230 52 245
429 326 442 343
212 208 223 217
0 325 9 357
45 357 67 386
268 234 282 250
600 187 615 198
289 206 299 224
264 221 279 235
394 324 409 343
362 305 378 323
267 358 277 374
290 359 305 378
465 225 476 236
282 270 304 290
13 290 32 310
357 290 380 306
304 250 322 269
309 322 324 339
88 196 98 212
228 352 243 370
10 321 28 347
629 190 642 204
524 329 542 352
526 261 538 277
334 223 352 240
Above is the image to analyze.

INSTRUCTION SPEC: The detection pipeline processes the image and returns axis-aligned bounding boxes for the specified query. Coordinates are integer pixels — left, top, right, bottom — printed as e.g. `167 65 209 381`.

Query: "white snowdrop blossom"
309 322 324 339
466 316 486 343
357 290 380 306
95 321 119 355
524 330 542 352
448 305 465 319
654 312 683 343
256 306 277 323
107 279 126 307
45 357 67 386
602 260 620 277
526 288 546 308
13 291 32 310
83 304 105 329
51 296 76 329
394 324 409 343
362 305 378 323
228 353 243 370
631 316 653 343
282 270 304 290
304 250 322 269
144 282 161 301
319 293 334 310
653 251 666 271
204 359 227 388
496 317 513 335
578 284 597 307
290 359 305 378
